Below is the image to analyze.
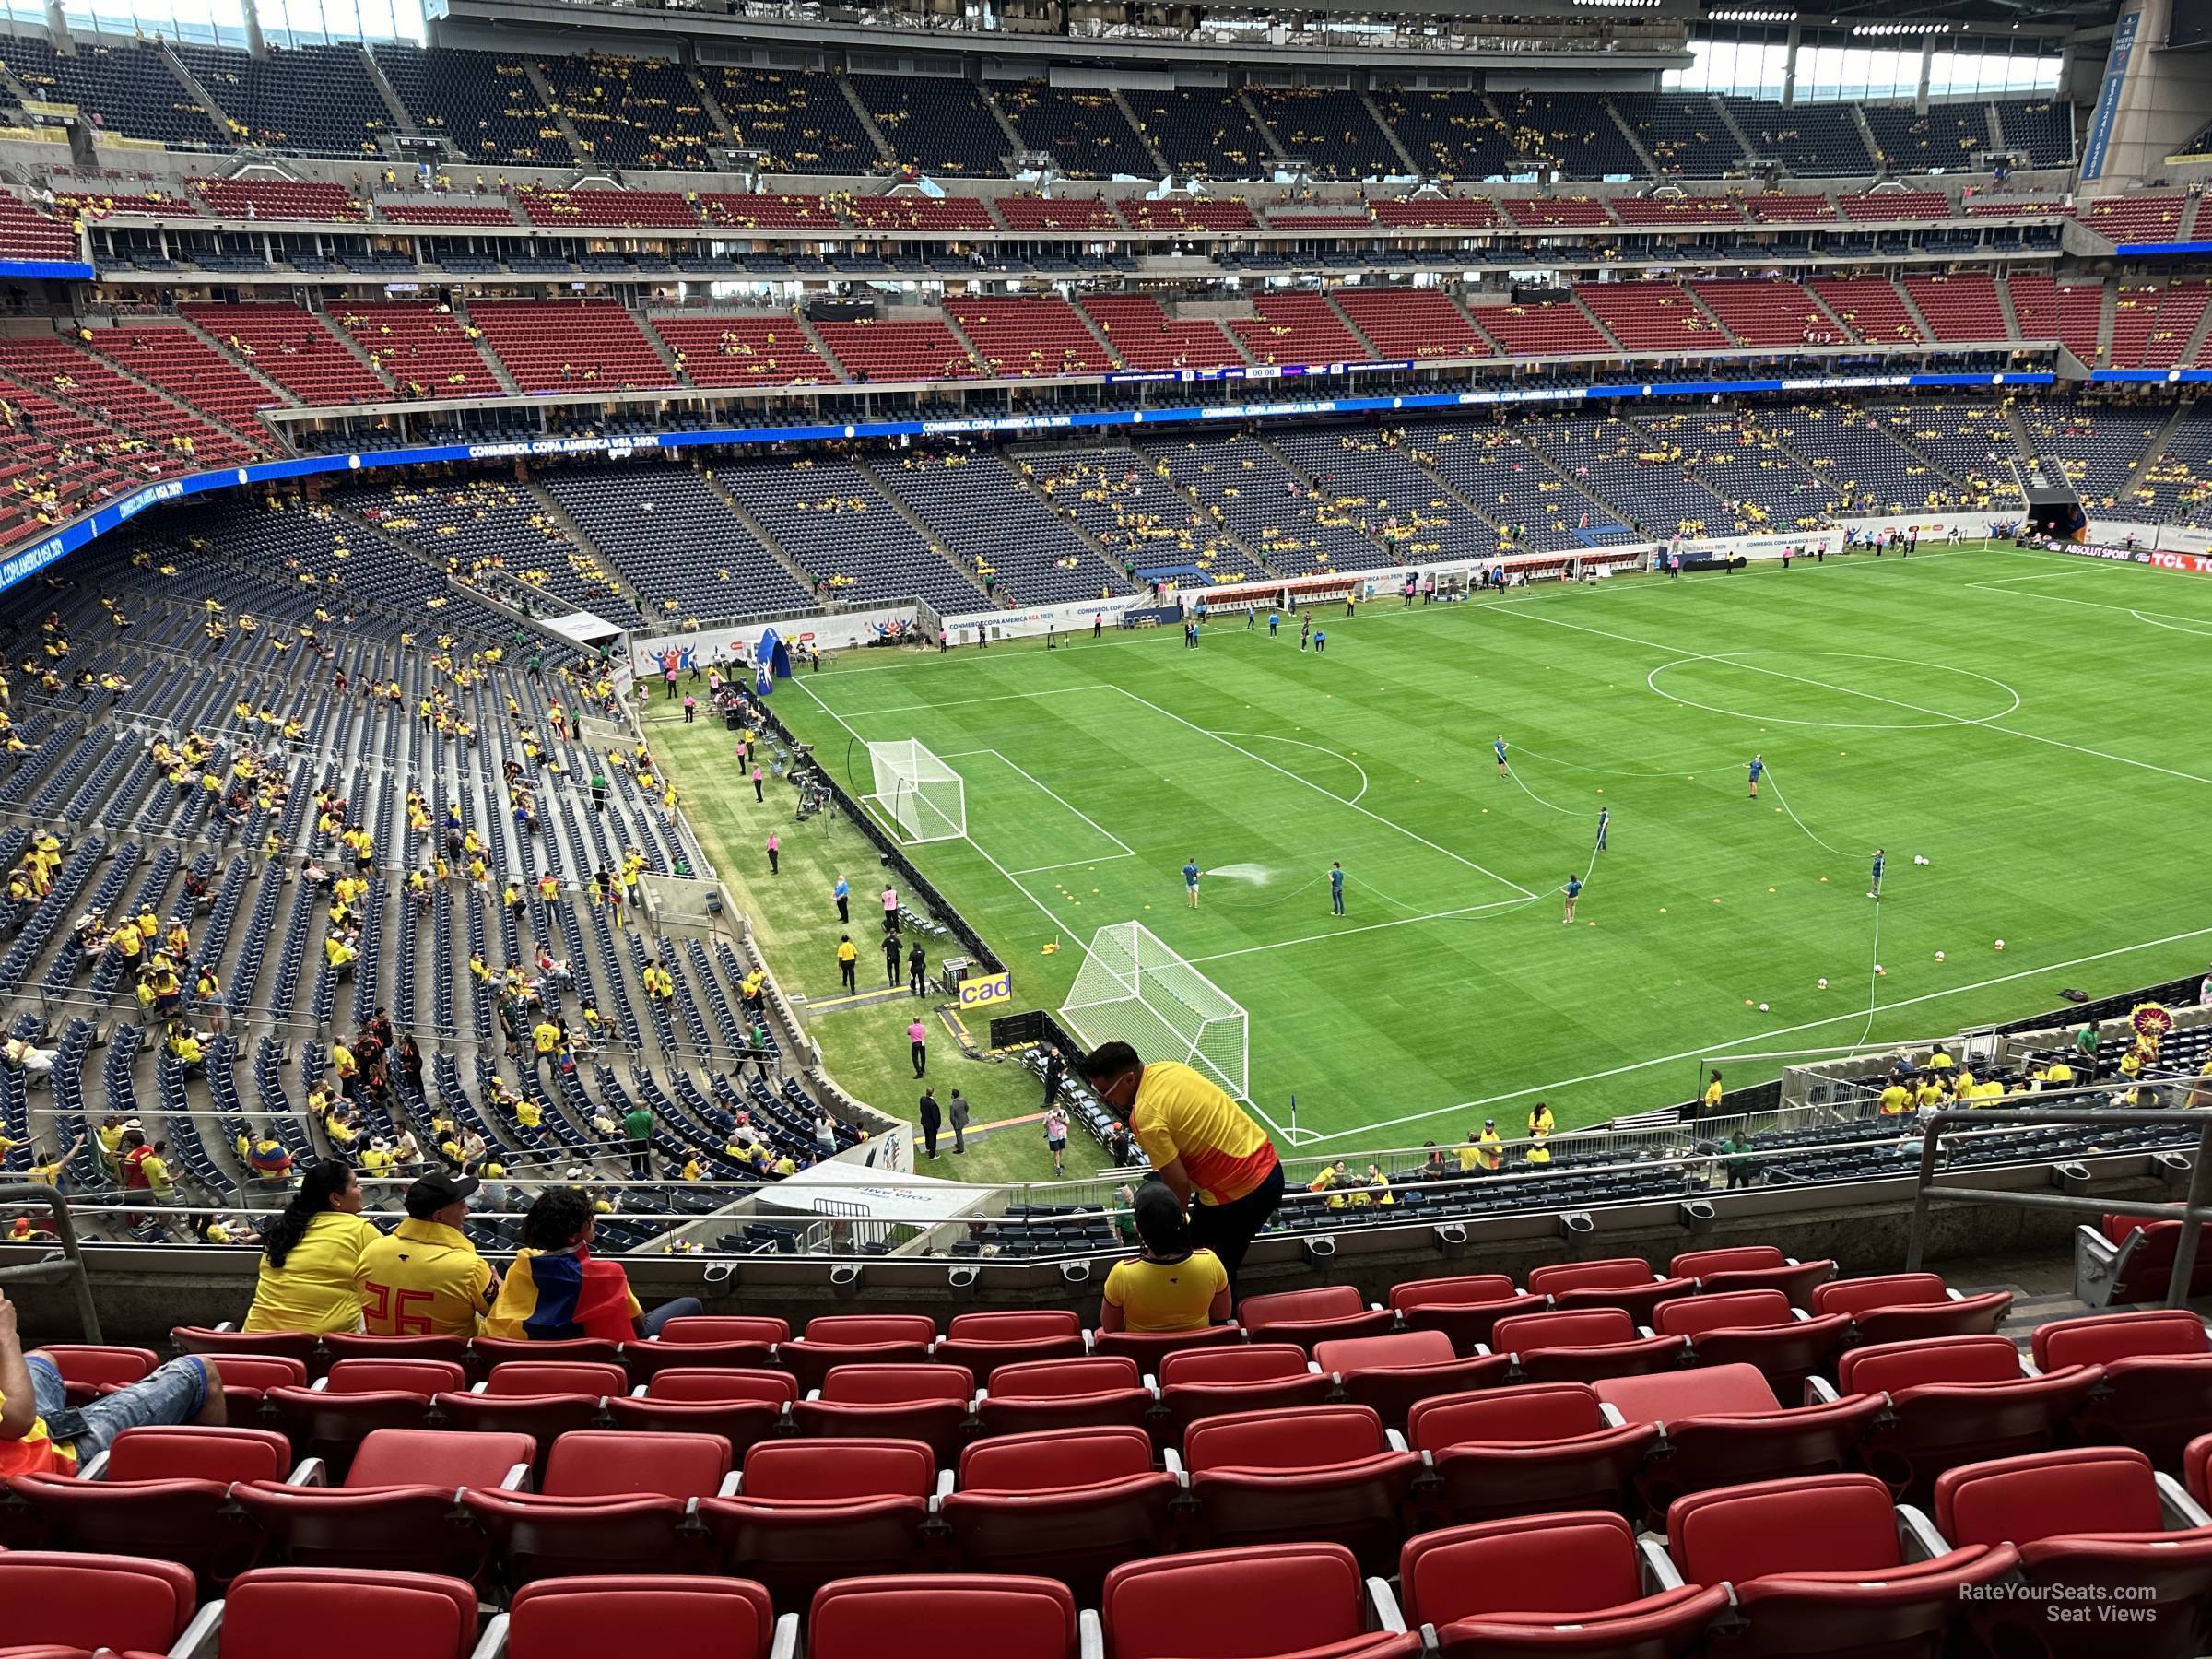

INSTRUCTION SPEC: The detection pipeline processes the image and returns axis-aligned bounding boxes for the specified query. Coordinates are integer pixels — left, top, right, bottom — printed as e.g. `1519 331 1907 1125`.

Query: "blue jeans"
28 1353 212 1461
639 1296 703 1338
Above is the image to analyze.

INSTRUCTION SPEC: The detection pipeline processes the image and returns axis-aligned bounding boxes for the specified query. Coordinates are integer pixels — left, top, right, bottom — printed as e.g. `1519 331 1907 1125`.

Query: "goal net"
1060 920 1249 1101
867 739 966 843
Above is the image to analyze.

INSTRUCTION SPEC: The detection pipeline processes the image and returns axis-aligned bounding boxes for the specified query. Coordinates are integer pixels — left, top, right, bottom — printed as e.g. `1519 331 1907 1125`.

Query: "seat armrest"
1599 1402 1628 1428
2157 1471 2212 1530
79 1448 111 1480
1366 1577 1409 1634
973 1388 989 1406
310 1376 330 1392
629 1383 646 1397
1162 1448 1185 1482
1639 1535 1688 1592
500 1462 533 1492
175 1600 226 1659
717 1470 743 1500
1385 1428 1410 1453
935 1469 956 1500
1944 1289 1965 1304
1804 1376 1841 1405
1790 1309 1810 1323
470 1381 488 1394
1637 1326 1656 1339
288 1456 329 1487
1896 1503 1951 1562
466 1610 510 1659
1078 1609 1107 1659
768 1612 801 1659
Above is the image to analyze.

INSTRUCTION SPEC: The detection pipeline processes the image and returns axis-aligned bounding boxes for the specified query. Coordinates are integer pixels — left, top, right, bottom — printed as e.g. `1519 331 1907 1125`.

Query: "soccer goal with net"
866 739 967 843
1060 920 1250 1102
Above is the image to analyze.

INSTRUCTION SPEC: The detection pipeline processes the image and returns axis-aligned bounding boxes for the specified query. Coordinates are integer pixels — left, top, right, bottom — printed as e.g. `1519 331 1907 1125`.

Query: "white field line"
1301 922 2212 1147
1186 893 1546 964
1965 578 2212 638
1496 604 2212 789
1110 686 1540 900
1214 730 1371 805
974 747 1135 857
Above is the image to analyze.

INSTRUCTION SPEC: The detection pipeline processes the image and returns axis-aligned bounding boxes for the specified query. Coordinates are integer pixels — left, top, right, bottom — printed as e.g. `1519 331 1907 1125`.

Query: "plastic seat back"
701 1439 936 1605
977 1356 1152 1437
644 1368 797 1405
327 1359 469 1395
484 1361 629 1398
40 1344 159 1394
506 1575 777 1659
1102 1543 1389 1659
1669 1471 1905 1582
818 1363 972 1405
1527 1259 1657 1296
1494 1308 1638 1351
1836 1334 2023 1394
1389 1276 1545 1349
2033 1310 2212 1371
1182 1406 1420 1571
0 1551 197 1656
1410 1382 1659 1525
1182 1403 1385 1473
782 1315 937 1390
656 1316 791 1345
103 1424 291 1483
812 1574 1077 1659
543 1429 731 1499
1936 1446 2163 1547
348 1429 534 1490
959 1424 1157 1492
944 1427 1179 1598
216 1567 479 1659
1653 1289 1794 1336
1158 1343 1312 1385
1812 1273 1952 1318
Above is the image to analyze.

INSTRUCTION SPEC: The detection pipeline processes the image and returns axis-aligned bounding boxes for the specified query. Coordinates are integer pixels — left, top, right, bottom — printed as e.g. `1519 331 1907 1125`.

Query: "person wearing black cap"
354 1171 499 1339
1099 1179 1232 1334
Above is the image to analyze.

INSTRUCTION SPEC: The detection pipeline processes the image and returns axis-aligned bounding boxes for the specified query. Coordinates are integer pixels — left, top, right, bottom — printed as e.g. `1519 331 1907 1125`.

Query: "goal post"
1060 920 1250 1102
866 739 966 844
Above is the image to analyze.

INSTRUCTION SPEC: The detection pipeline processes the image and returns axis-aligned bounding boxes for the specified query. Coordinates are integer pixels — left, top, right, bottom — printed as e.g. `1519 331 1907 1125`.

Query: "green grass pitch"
754 541 2212 1150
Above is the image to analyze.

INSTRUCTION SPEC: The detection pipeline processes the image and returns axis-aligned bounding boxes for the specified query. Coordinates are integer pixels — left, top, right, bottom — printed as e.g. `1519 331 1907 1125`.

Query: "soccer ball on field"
1913 855 1930 865
1935 951 1946 962
1758 1002 1770 1012
1994 939 2006 951
1875 964 1887 976
1818 977 1828 989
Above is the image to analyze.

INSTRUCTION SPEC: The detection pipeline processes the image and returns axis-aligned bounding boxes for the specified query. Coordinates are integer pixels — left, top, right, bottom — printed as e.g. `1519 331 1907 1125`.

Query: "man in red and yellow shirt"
0 1288 228 1479
1078 1041 1282 1299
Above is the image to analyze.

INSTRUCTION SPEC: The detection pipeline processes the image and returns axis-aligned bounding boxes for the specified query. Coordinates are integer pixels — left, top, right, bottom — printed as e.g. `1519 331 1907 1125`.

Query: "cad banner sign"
958 970 1014 1011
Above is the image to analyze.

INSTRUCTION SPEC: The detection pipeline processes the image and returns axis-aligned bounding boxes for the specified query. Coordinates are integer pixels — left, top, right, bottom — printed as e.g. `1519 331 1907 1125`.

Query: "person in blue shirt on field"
1267 611 1279 638
1594 807 1608 853
1329 862 1346 916
1869 849 1885 901
831 875 850 924
1495 735 1510 779
1245 606 1255 631
1312 629 1326 654
1747 753 1764 798
1183 858 1202 910
1561 873 1583 924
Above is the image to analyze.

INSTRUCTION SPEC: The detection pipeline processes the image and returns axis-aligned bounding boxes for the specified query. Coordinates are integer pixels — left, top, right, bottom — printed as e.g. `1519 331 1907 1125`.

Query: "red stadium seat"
1181 1404 1420 1571
0 1551 201 1658
940 1424 1178 1597
2189 1431 2212 1507
793 1363 975 1463
936 1310 1087 1380
213 1568 479 1659
779 1315 937 1393
470 1337 624 1371
1527 1259 1696 1324
504 1574 783 1659
1831 1334 2103 1503
8 1425 293 1586
1407 1381 1658 1524
321 1333 474 1371
2087 1217 2212 1304
700 1438 936 1606
2031 1310 2212 1468
1100 1543 1419 1659
1667 1472 2018 1659
1400 1512 1728 1659
605 1367 794 1449
232 1428 534 1578
976 1356 1154 1437
209 1354 313 1413
1594 1364 1887 1524
1491 1308 1685 1383
435 1361 624 1447
1670 1245 1835 1308
1652 1289 1851 1391
266 1359 464 1476
1810 1273 2012 1345
1236 1286 1394 1351
1388 1275 1546 1351
1089 1324 1242 1369
1158 1344 1330 1442
811 1574 1080 1659
1311 1330 1511 1430
462 1430 731 1583
1936 1447 2212 1659
622 1315 784 1380
171 1325 323 1368
37 1343 159 1404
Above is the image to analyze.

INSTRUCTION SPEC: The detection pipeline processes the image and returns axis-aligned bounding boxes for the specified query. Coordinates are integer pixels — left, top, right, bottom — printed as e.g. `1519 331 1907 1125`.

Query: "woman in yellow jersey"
1099 1180 1231 1335
242 1160 380 1334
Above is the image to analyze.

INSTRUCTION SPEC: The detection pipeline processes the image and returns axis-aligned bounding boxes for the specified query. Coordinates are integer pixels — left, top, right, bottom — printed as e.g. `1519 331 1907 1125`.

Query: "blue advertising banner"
2081 6 2140 184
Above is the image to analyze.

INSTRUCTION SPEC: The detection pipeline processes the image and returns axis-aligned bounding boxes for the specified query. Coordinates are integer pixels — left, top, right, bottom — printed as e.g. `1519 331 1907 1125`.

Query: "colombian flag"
484 1246 641 1342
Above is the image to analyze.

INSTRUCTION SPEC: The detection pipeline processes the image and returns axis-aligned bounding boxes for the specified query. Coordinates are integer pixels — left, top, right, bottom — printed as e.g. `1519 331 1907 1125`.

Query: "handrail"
1904 1104 2212 1309
0 1182 104 1340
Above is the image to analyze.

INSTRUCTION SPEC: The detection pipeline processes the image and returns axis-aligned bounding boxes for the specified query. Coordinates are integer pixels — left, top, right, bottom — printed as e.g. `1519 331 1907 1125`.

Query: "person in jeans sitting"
0 1287 228 1478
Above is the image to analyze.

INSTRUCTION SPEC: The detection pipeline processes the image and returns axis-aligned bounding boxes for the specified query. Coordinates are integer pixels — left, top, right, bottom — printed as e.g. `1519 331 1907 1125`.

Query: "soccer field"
768 542 2212 1148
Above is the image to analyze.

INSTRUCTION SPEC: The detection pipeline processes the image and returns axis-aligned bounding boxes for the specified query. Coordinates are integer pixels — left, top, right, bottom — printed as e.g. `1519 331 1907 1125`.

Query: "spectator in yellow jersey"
1100 1180 1231 1335
1079 1041 1282 1300
355 1173 498 1339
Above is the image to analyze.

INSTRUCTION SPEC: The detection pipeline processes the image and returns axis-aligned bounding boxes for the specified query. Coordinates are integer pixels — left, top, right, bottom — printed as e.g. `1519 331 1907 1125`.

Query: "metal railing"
1905 1103 2212 1309
0 1182 103 1340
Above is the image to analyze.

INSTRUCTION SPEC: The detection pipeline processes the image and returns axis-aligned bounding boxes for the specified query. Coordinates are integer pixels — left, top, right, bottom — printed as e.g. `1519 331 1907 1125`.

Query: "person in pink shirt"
881 884 900 934
908 1017 928 1078
765 832 779 876
751 765 764 802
